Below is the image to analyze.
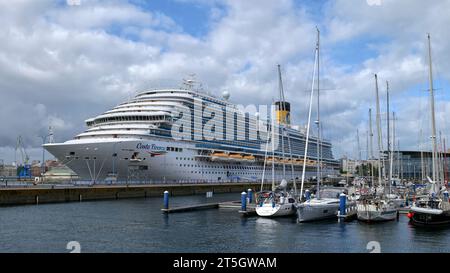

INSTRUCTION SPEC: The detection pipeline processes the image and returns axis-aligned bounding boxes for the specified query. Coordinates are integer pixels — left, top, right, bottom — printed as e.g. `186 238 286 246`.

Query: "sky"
1 0 450 165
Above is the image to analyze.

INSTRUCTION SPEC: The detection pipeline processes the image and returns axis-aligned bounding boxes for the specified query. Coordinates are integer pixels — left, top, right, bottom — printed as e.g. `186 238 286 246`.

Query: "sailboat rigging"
255 65 297 217
409 34 450 227
296 27 351 222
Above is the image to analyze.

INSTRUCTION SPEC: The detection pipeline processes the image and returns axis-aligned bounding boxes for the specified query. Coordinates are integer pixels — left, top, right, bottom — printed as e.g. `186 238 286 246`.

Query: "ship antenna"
182 74 197 90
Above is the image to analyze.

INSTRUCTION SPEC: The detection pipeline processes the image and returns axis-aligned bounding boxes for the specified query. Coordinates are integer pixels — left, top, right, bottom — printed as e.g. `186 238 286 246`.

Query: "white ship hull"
45 138 326 183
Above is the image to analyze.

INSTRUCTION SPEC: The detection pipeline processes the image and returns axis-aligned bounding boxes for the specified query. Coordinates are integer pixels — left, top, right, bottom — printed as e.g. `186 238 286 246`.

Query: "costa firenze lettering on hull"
43 86 340 183
136 143 166 152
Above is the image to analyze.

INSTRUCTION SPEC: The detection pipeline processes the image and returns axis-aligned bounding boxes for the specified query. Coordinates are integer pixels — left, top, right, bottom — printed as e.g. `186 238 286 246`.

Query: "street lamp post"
39 135 50 177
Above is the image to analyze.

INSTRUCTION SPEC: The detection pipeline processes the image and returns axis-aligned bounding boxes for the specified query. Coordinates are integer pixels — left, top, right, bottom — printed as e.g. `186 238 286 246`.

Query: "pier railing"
0 179 264 189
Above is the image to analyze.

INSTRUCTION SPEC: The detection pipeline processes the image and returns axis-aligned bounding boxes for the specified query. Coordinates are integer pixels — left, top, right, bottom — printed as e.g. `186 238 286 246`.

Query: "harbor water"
0 193 448 253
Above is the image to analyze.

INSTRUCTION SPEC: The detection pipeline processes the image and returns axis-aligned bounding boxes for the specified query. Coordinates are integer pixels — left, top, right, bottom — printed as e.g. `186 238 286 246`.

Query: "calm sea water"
0 193 448 253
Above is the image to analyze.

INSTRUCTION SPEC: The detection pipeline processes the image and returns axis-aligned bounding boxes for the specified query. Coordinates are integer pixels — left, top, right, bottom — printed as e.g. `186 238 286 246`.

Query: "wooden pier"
219 200 257 216
161 200 258 216
161 203 219 213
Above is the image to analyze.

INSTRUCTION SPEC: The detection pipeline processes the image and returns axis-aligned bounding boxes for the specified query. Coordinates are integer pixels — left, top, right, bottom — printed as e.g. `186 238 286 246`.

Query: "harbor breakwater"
0 182 271 206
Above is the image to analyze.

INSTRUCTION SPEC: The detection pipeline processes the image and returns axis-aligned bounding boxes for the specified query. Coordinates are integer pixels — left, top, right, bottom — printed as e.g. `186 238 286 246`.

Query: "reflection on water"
0 193 448 253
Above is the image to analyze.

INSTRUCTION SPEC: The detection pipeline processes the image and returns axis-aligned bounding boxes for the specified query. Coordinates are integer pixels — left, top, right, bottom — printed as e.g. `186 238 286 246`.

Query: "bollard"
241 192 247 211
248 189 253 203
444 191 449 202
339 193 346 217
305 190 311 201
163 191 169 210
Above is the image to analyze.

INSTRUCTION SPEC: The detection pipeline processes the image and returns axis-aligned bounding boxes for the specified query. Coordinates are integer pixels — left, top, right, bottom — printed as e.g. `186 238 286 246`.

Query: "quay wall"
0 182 274 206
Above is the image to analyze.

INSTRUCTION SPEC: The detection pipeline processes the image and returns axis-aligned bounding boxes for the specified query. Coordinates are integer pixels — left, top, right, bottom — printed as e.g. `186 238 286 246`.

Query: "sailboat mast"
397 140 401 180
399 140 403 181
439 131 444 183
445 138 448 184
420 129 425 181
299 34 319 200
315 27 321 199
392 112 396 178
271 113 275 191
366 129 369 177
277 64 296 193
277 65 286 179
366 130 369 161
357 129 362 177
369 108 374 187
375 74 383 187
389 112 395 194
287 132 296 194
386 81 390 189
427 33 438 185
260 128 271 192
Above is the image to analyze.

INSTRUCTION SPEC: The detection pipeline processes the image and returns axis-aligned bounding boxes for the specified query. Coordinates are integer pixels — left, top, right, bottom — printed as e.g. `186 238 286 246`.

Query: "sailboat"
408 34 450 227
356 75 398 222
296 28 351 222
255 65 297 217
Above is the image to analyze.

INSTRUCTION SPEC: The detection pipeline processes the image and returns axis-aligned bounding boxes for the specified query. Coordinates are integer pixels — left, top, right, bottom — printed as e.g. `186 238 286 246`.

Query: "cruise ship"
44 81 339 183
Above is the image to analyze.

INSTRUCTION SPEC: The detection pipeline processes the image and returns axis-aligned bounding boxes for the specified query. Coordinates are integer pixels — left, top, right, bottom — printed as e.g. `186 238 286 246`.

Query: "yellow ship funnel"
275 101 291 125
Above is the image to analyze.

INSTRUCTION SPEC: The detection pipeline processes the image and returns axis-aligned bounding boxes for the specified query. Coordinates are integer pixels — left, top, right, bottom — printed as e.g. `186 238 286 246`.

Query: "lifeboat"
266 157 275 163
229 153 243 160
295 159 304 165
212 151 227 157
306 160 316 166
243 155 255 161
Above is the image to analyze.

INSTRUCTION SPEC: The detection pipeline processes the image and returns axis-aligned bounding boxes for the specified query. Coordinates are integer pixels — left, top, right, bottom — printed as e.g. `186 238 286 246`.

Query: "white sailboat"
297 187 348 222
357 74 398 222
357 197 398 222
296 28 352 222
256 65 297 217
409 34 450 227
256 179 297 217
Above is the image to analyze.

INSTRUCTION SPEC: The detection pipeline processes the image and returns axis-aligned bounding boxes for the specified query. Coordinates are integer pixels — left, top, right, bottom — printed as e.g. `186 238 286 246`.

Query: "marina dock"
161 202 219 213
161 200 257 215
220 200 257 216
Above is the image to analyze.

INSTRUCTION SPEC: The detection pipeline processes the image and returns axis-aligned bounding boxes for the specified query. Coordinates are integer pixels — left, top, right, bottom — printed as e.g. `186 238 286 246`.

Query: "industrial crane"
15 136 31 178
